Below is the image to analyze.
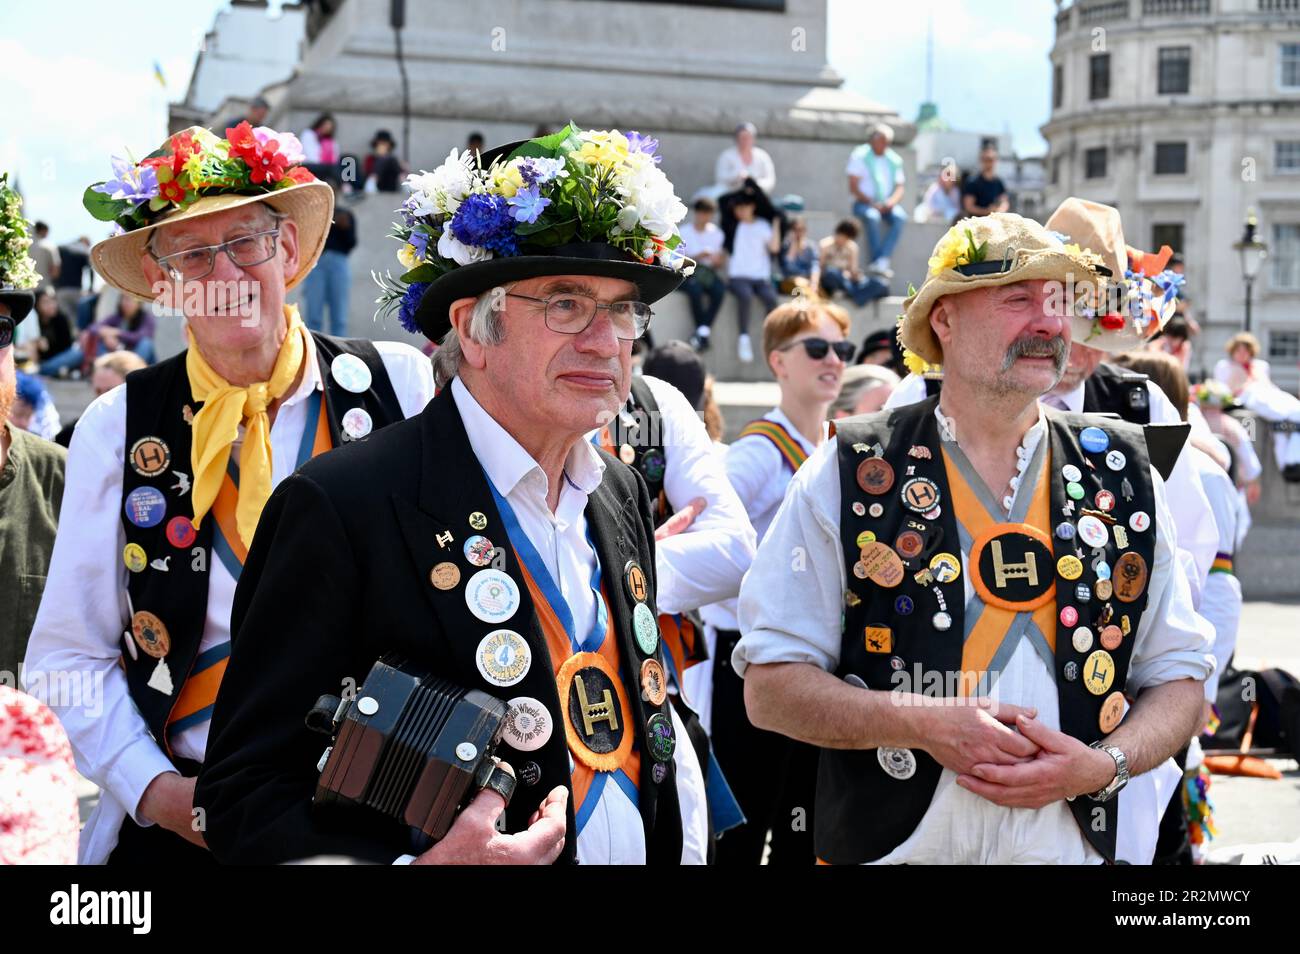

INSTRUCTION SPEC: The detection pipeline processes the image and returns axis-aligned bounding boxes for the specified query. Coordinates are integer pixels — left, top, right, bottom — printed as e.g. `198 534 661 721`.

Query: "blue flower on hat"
450 193 518 256
397 281 430 334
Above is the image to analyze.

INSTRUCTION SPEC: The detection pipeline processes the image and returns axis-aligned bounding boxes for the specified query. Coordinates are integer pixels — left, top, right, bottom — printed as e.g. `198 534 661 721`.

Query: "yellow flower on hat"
575 130 630 171
397 242 420 268
493 161 525 198
902 348 931 375
926 225 988 277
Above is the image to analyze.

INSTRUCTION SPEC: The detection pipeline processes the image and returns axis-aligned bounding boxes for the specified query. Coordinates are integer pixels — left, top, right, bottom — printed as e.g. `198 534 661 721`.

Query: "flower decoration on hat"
1076 243 1178 345
0 173 39 291
927 226 989 277
82 123 315 232
1193 379 1235 410
373 123 691 333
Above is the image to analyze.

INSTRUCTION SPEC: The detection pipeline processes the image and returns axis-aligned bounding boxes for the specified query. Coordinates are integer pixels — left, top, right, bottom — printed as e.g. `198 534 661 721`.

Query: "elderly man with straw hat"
736 212 1213 864
24 123 434 865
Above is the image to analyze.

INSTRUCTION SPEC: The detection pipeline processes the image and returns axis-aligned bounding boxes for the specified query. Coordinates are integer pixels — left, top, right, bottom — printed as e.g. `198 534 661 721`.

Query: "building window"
1276 141 1300 173
1085 147 1108 179
1272 223 1300 289
1282 43 1300 88
1053 64 1064 109
1152 223 1184 254
1154 142 1188 175
1090 54 1111 100
1157 47 1191 94
1269 330 1300 362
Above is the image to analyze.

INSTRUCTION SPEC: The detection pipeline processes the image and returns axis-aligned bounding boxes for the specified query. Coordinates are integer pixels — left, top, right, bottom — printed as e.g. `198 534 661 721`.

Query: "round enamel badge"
633 602 660 655
465 569 520 624
503 696 552 751
475 629 531 686
330 353 372 393
342 407 373 441
877 746 917 780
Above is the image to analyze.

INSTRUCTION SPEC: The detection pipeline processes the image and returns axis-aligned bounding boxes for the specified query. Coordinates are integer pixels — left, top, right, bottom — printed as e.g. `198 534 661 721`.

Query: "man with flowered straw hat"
24 123 434 864
735 212 1214 863
196 124 710 864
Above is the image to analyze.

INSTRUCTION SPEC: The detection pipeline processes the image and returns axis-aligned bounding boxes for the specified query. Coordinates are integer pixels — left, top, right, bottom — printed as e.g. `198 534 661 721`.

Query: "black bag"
1203 665 1300 761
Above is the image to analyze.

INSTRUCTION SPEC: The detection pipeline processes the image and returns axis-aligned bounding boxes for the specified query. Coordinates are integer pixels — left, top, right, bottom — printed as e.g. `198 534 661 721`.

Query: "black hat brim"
413 242 684 342
0 289 35 325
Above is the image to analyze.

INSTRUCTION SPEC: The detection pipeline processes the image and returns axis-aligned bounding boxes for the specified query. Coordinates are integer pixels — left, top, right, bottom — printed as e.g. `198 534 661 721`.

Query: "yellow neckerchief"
186 304 310 548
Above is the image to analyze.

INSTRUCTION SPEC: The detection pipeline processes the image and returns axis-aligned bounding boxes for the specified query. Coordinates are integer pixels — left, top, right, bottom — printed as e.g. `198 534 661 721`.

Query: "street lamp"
1233 209 1268 333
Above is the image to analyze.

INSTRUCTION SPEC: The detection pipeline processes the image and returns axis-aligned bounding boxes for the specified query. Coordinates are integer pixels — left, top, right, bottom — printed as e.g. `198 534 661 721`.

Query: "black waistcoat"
822 397 1159 863
611 376 668 524
1084 363 1151 425
120 332 404 754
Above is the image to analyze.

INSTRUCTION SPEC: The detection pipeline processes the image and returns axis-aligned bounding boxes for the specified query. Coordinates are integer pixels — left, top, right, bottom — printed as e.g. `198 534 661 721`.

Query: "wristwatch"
1086 742 1130 802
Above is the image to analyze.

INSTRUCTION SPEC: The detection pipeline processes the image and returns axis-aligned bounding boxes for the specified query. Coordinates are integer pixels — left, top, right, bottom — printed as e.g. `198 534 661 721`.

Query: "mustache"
1000 335 1068 373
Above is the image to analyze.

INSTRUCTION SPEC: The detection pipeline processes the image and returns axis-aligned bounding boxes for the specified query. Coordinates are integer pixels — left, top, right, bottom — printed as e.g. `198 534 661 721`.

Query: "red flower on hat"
247 148 288 185
225 121 259 160
282 165 316 185
157 175 186 204
1098 313 1125 331
166 131 199 177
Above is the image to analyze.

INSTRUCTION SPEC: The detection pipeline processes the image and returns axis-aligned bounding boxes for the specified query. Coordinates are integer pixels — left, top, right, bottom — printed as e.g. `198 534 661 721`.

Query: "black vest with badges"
611 376 668 524
1084 363 1150 425
824 397 1159 864
120 332 405 754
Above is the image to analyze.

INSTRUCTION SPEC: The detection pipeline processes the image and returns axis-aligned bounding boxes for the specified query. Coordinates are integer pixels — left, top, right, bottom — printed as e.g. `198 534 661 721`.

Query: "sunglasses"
779 336 854 363
0 316 13 351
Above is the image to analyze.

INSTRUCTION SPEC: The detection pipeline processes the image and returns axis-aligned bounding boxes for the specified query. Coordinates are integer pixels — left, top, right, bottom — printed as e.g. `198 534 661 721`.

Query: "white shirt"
452 378 708 865
23 333 435 865
728 219 774 281
1194 450 1241 702
677 222 724 261
734 406 1215 864
714 145 776 194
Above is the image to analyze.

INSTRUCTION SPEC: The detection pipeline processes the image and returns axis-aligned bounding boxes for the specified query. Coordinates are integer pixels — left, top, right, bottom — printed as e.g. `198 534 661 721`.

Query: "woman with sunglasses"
700 295 852 866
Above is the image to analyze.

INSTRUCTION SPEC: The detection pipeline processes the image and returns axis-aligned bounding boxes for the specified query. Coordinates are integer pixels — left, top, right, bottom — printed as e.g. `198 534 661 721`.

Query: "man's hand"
655 496 706 541
138 772 207 848
413 785 567 865
913 698 1040 776
956 714 1117 809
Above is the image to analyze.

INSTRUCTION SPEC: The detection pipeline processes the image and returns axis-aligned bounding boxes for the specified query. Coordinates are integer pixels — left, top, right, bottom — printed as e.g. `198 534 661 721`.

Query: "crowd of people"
0 113 1288 870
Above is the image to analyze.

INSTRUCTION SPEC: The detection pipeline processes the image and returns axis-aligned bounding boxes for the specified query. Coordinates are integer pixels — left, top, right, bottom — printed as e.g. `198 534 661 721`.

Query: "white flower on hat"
408 148 479 216
618 152 686 240
437 229 492 266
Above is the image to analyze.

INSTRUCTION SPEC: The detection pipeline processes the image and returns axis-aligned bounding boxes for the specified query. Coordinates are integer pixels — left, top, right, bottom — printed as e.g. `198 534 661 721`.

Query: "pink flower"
254 127 305 164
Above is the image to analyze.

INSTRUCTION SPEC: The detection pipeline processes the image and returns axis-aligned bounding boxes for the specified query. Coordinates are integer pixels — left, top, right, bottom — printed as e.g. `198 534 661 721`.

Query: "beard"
0 369 14 431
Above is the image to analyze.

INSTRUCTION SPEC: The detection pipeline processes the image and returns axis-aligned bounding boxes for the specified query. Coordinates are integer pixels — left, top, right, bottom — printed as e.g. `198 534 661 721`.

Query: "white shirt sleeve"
733 437 846 677
373 340 435 419
724 432 787 533
22 387 176 826
643 376 756 615
883 372 930 410
752 148 777 194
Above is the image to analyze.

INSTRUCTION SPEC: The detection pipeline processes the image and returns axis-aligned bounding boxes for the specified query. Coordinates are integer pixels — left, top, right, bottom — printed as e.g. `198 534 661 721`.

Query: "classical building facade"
1042 0 1300 387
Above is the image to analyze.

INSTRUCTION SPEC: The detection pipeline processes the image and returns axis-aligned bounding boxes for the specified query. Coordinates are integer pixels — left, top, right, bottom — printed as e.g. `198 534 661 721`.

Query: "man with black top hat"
196 126 710 864
0 173 65 675
24 124 433 864
737 213 1213 863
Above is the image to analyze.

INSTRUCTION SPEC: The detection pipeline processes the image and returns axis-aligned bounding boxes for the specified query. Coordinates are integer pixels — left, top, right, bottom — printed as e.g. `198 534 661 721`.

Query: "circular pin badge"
923 504 943 520
877 746 917 780
1061 464 1082 483
1105 450 1127 471
503 696 552 751
1072 626 1094 653
1099 691 1125 733
1083 649 1116 695
894 530 924 560
430 561 461 590
652 761 668 785
851 501 866 517
475 629 531 686
131 611 171 659
869 502 885 518
633 602 660 655
618 443 636 465
1080 426 1110 453
1113 551 1149 603
1076 515 1109 549
468 511 488 531
1056 554 1084 580
464 535 495 567
933 611 952 631
900 477 941 514
646 712 675 763
1095 490 1116 513
969 525 1054 611
894 595 914 616
124 486 167 529
856 457 895 495
624 560 649 604
1100 624 1123 651
1063 660 1079 682
1075 582 1092 602
640 658 668 706
1095 561 1112 581
1128 511 1150 533
129 437 171 478
1056 522 1076 541
859 542 905 588
123 543 148 574
330 353 372 393
1066 481 1085 501
640 449 666 483
1095 579 1114 601
559 652 632 771
856 530 877 548
929 552 961 583
165 516 197 549
342 407 373 441
465 569 520 624
852 561 868 580
519 761 542 787
1059 605 1079 627
888 656 905 672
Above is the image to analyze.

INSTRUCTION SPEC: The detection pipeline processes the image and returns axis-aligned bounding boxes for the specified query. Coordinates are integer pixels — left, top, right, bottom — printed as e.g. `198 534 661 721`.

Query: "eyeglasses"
505 292 652 341
0 316 13 350
153 228 281 281
778 336 854 363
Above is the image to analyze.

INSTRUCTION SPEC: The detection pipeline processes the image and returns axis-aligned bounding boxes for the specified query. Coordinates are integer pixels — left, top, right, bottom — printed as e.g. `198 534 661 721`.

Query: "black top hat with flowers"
0 173 39 325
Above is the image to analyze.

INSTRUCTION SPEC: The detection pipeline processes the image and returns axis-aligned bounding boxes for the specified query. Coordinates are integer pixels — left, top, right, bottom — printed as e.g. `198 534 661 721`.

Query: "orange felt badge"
556 651 634 773
969 522 1057 612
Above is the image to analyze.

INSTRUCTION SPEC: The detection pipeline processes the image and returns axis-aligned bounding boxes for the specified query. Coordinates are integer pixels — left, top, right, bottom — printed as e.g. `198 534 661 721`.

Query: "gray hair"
829 364 901 418
431 284 510 389
868 123 895 144
146 203 288 257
